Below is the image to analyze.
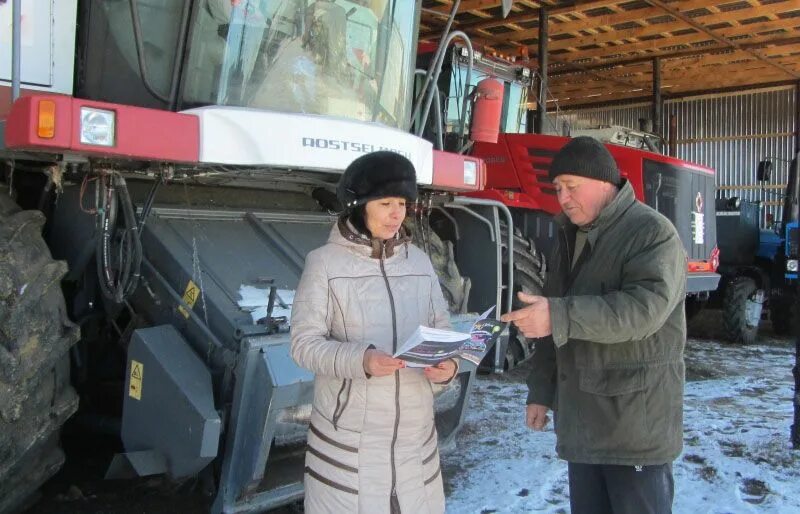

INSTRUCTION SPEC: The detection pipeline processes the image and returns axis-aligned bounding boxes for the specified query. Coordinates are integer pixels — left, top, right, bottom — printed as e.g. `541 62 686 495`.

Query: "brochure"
393 306 504 366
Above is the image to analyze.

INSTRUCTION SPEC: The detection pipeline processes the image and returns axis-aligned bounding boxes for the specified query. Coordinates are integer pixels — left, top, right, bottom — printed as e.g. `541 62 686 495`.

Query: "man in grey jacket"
502 137 687 514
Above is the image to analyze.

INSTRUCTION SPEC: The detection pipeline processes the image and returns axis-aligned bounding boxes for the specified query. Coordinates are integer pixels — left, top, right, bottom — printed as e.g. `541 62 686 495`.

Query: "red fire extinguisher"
470 78 504 144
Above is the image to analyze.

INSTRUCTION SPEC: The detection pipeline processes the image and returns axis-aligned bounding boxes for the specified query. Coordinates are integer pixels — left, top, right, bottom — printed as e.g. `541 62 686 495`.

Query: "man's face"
553 174 616 227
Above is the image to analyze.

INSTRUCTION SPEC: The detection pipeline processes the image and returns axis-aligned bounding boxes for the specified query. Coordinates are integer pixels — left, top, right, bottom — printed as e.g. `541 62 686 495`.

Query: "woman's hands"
363 349 405 377
424 359 457 384
362 351 457 383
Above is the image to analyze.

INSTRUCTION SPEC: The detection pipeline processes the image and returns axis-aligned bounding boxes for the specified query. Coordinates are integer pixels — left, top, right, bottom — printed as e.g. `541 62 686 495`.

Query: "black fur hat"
337 151 418 209
549 136 620 185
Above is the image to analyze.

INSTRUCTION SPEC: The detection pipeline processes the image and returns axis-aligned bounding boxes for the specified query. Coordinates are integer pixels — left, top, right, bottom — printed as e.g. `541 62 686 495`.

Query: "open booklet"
393 306 505 367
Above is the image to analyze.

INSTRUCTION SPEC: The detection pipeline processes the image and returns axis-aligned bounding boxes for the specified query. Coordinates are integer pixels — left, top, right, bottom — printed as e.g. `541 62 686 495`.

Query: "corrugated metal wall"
558 86 798 227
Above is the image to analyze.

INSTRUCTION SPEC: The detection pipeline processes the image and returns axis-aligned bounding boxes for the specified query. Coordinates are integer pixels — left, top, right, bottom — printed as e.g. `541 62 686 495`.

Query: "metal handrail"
11 0 21 102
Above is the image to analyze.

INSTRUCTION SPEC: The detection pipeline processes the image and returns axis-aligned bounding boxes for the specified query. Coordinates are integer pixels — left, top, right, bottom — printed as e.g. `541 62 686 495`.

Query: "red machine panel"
5 95 200 163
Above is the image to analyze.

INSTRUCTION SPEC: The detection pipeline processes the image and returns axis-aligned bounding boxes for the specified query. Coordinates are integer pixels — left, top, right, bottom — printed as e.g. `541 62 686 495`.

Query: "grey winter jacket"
527 181 688 466
291 219 451 514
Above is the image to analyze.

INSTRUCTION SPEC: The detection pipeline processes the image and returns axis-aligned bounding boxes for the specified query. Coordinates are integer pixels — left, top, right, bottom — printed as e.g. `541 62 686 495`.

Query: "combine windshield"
183 0 419 129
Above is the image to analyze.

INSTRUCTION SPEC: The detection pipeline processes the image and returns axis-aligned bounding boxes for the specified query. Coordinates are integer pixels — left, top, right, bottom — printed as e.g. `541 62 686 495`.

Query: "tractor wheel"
770 293 796 336
722 276 764 345
405 219 471 314
0 187 80 513
496 223 546 370
685 296 704 322
500 223 546 299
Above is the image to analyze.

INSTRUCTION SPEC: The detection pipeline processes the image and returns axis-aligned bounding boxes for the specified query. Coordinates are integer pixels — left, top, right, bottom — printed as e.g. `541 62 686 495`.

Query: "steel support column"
669 114 678 157
652 57 662 140
535 7 548 134
794 81 800 449
795 82 800 155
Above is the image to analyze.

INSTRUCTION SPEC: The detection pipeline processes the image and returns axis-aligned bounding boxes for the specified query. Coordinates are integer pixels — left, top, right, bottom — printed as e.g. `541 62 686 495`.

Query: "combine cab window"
182 0 418 129
644 163 679 222
78 0 188 109
445 66 528 135
445 68 487 133
502 81 528 134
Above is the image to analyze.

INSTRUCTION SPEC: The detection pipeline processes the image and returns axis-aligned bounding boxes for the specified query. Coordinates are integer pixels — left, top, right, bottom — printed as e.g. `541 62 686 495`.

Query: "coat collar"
330 216 411 259
555 180 636 248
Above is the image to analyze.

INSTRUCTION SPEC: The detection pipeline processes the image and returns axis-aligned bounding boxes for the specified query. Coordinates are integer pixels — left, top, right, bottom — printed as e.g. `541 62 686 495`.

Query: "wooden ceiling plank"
557 77 797 108
658 75 794 95
463 0 633 32
544 57 645 91
549 60 796 94
645 0 800 79
462 4 800 58
556 69 793 99
662 62 786 82
550 62 655 83
541 18 800 66
550 2 796 52
549 60 786 92
549 44 798 85
472 0 790 47
543 33 800 75
422 1 800 109
428 0 502 15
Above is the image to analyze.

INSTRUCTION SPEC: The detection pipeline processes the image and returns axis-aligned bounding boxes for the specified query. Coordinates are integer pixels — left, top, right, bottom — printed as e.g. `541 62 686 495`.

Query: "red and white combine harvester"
0 1 517 512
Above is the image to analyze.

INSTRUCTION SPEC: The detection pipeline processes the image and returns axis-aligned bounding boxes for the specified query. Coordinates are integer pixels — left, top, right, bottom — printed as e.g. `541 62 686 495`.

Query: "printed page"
393 305 505 367
393 326 470 366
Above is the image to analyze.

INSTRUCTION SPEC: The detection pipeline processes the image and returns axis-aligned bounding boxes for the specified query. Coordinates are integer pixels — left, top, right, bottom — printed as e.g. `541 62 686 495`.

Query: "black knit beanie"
337 151 418 209
549 136 620 185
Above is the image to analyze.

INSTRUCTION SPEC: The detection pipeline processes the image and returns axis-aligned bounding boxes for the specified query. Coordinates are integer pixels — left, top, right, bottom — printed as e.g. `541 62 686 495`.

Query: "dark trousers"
567 462 674 514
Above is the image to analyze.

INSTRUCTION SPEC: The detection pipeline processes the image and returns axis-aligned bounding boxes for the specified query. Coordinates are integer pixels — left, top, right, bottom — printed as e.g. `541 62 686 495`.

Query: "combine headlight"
464 160 477 186
80 107 116 147
787 259 799 272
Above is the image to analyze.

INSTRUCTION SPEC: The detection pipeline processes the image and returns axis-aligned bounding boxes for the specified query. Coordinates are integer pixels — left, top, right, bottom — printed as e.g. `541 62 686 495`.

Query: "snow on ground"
237 285 295 323
442 332 800 513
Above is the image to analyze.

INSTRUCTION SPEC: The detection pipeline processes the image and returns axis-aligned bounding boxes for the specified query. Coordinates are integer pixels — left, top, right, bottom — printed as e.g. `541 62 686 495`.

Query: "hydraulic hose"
115 175 142 298
95 173 143 302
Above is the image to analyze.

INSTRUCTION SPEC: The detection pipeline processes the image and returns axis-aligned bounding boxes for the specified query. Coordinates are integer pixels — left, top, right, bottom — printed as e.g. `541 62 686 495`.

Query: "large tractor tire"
770 293 796 336
722 276 764 345
0 188 80 513
406 219 471 314
685 296 704 322
498 223 546 370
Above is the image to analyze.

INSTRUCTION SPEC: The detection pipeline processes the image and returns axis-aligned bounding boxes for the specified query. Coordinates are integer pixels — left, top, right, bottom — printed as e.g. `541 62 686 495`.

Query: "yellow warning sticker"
129 360 143 400
178 279 200 319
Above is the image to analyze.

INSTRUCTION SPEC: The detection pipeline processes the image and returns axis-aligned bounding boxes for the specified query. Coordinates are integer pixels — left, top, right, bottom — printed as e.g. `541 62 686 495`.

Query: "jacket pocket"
332 379 351 430
327 378 366 433
579 366 645 396
576 367 649 453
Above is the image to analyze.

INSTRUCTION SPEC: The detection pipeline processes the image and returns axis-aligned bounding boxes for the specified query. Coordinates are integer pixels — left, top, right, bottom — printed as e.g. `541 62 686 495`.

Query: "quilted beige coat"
291 219 451 514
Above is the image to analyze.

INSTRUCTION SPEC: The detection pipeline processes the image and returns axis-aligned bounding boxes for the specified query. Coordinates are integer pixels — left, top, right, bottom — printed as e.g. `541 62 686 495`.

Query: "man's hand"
363 349 405 377
526 404 550 431
500 292 552 338
423 359 457 384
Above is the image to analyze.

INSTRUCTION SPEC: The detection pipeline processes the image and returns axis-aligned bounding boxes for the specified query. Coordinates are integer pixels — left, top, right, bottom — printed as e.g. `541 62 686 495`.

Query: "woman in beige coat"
290 151 457 514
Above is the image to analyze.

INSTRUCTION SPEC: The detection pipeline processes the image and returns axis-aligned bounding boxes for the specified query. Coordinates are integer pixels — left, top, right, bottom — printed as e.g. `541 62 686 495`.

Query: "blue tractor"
714 155 799 344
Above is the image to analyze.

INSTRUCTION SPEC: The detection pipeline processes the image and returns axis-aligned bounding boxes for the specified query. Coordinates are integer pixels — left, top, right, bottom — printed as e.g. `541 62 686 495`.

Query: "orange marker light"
37 100 56 139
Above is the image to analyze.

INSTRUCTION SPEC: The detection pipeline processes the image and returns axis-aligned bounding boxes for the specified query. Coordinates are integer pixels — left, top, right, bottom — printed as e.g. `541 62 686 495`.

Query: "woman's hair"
347 205 371 238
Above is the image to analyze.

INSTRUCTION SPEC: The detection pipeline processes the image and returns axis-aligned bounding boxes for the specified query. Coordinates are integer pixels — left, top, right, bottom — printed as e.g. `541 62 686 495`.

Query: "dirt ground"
24 434 215 514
